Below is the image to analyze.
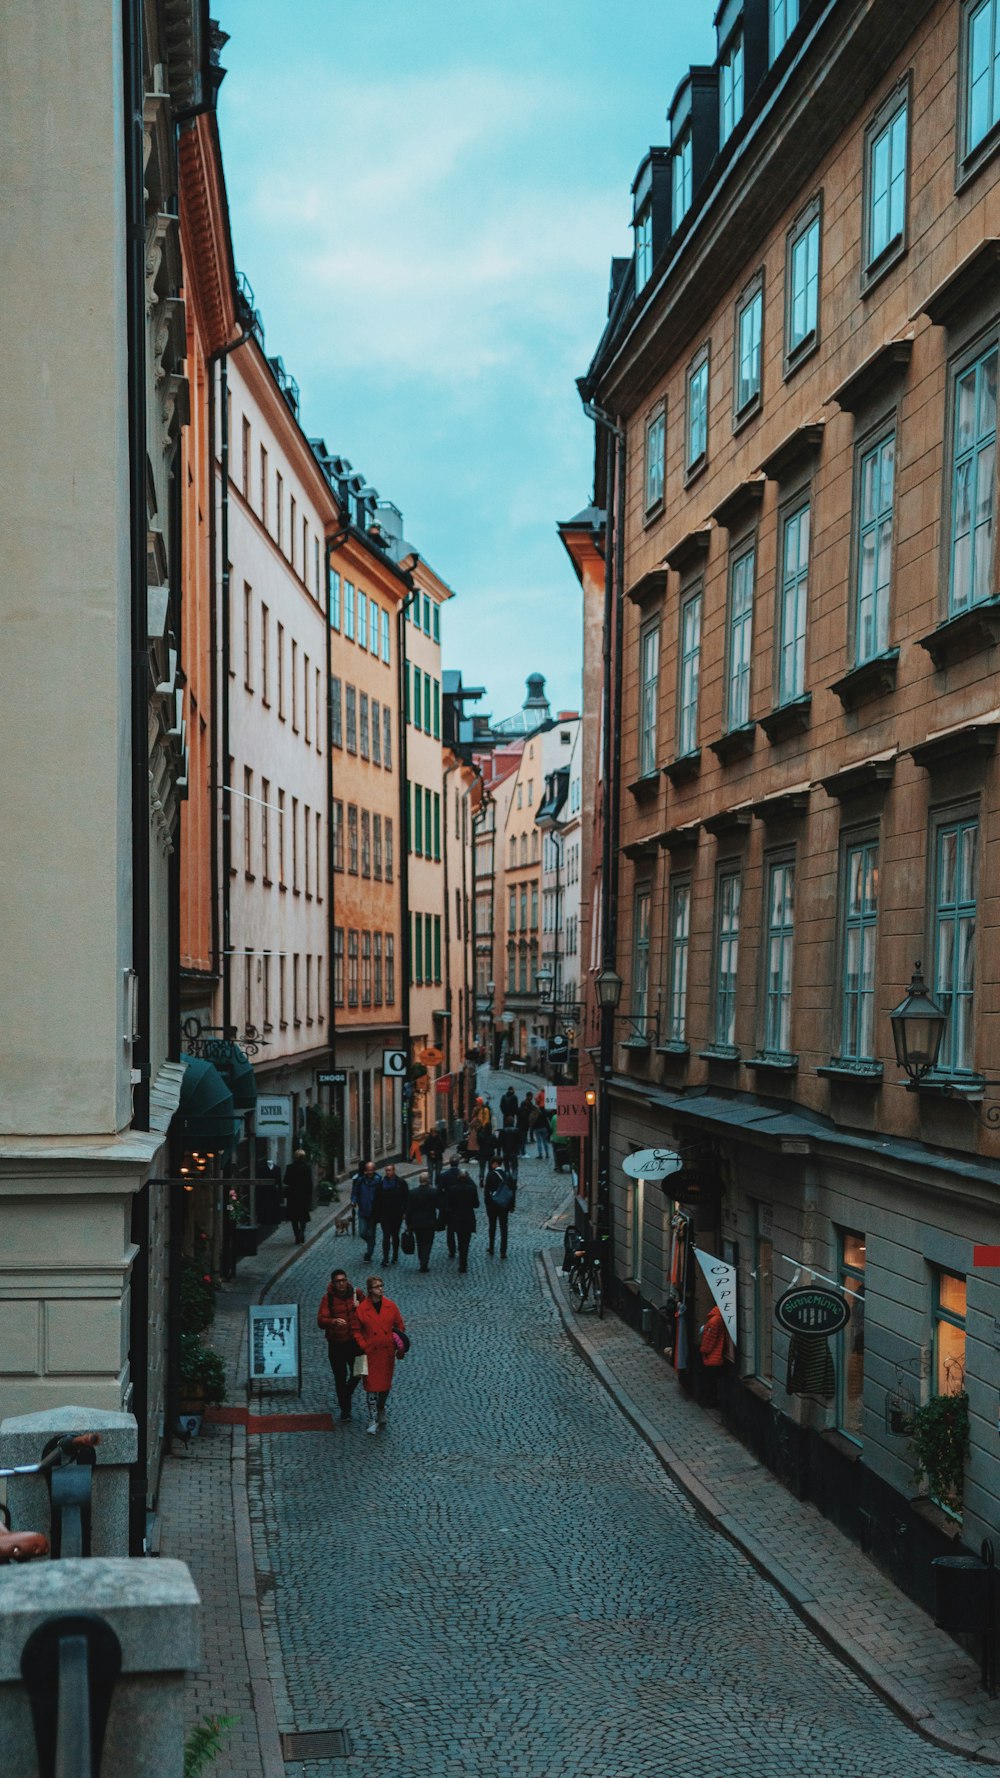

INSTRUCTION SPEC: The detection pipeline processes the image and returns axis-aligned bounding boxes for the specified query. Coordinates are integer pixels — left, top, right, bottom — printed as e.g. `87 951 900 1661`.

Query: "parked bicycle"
565 1231 604 1317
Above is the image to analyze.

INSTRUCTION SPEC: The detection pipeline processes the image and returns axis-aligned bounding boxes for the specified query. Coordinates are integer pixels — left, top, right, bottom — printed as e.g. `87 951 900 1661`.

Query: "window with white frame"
635 203 653 294
645 409 665 511
964 0 1000 159
639 622 659 777
865 92 908 277
770 0 799 60
734 277 763 420
673 131 693 222
678 590 702 756
855 431 895 662
726 544 754 730
666 879 691 1043
763 858 795 1054
714 869 741 1049
840 837 879 1061
632 888 651 1031
686 348 709 475
949 343 997 614
786 200 821 369
778 501 810 705
720 31 744 143
933 813 978 1075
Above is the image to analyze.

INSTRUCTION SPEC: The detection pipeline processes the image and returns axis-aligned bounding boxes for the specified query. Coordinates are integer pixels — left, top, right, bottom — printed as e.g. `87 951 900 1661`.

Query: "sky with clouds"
213 0 708 721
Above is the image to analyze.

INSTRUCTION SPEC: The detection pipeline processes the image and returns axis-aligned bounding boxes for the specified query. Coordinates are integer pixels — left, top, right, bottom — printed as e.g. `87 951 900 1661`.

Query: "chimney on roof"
523 673 549 714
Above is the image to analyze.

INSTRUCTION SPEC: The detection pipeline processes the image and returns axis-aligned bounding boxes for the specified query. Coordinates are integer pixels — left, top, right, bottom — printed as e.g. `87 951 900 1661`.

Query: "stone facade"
580 0 1000 1592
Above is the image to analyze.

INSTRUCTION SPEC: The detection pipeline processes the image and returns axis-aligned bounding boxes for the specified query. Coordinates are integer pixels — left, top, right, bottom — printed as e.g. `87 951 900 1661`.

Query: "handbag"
352 1353 368 1378
491 1180 514 1211
400 1228 416 1256
392 1330 411 1358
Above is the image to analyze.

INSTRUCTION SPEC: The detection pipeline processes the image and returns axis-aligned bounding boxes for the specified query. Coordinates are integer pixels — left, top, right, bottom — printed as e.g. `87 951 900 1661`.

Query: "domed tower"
522 673 550 720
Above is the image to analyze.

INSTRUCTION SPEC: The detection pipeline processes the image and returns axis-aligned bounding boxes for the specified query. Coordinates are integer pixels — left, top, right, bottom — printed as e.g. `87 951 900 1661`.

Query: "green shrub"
180 1258 217 1335
179 1332 227 1404
911 1391 969 1514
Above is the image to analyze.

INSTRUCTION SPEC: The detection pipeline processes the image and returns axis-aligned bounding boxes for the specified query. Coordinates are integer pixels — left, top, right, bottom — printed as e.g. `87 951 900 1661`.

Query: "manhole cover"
281 1729 350 1759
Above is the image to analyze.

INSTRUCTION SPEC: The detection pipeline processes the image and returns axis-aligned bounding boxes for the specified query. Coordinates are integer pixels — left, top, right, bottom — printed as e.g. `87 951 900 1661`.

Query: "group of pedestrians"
349 1147 514 1273
316 1269 407 1434
465 1089 552 1179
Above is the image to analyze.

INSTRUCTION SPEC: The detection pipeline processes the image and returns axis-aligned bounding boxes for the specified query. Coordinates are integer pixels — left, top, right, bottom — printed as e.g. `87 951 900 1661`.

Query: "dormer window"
771 0 799 61
673 131 693 223
635 203 653 294
720 31 744 144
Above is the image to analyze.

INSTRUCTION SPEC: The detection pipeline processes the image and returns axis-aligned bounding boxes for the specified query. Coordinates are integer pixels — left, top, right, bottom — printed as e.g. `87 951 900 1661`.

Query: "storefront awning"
175 1058 241 1160
197 1039 258 1111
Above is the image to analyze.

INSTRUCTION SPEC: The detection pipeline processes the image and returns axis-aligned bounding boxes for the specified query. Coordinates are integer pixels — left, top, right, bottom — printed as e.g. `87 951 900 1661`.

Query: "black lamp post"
889 961 948 1085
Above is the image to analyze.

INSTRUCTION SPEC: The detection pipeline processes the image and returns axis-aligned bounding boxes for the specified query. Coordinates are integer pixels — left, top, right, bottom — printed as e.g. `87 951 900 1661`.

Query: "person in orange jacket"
698 1304 726 1406
354 1275 407 1434
316 1269 362 1422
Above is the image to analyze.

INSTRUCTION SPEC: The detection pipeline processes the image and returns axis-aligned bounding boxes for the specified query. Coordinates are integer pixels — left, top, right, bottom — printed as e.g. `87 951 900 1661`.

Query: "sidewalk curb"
538 1247 1000 1769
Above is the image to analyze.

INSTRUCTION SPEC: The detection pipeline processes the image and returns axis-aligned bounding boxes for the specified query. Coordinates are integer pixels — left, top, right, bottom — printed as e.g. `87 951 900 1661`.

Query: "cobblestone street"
241 1073 984 1778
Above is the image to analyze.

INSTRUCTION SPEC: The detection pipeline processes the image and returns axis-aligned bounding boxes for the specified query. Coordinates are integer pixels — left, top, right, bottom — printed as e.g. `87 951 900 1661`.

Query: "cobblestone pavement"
242 1069 984 1778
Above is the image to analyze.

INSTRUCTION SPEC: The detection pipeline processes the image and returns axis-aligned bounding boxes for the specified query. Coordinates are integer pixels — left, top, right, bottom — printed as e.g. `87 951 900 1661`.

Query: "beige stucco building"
0 0 208 1529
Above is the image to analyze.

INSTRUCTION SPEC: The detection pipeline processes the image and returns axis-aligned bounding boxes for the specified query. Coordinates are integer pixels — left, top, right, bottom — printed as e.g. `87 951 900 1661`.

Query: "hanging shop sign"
555 1088 591 1135
774 1286 851 1337
622 1146 682 1182
256 1095 292 1136
418 1046 444 1068
669 1166 721 1209
317 1070 347 1087
383 1049 408 1078
694 1249 738 1345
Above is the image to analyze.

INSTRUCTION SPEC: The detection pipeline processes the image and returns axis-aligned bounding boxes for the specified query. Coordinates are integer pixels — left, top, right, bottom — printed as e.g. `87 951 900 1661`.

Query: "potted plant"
226 1185 259 1259
179 1331 227 1413
910 1391 970 1516
180 1258 217 1335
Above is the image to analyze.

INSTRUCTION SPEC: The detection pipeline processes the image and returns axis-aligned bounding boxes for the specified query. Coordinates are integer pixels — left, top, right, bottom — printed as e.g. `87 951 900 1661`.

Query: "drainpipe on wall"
397 595 412 1155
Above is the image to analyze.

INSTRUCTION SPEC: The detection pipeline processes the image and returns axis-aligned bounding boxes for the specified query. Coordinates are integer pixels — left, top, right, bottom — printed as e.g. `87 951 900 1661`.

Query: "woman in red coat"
354 1275 406 1435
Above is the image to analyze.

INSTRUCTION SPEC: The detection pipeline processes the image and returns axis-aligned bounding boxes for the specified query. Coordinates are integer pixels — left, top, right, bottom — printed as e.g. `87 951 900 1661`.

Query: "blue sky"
213 1 709 720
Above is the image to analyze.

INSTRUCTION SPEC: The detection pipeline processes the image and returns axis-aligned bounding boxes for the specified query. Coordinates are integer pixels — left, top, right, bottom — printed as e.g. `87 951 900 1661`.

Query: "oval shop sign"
774 1286 851 1337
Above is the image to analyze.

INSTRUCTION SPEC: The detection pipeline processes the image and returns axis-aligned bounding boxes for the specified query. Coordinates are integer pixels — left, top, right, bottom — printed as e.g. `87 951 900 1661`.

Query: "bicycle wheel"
591 1265 604 1318
568 1265 586 1311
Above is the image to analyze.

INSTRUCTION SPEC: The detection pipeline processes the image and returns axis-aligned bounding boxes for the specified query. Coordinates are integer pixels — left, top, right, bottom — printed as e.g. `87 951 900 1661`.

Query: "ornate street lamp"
595 967 623 1011
889 961 947 1084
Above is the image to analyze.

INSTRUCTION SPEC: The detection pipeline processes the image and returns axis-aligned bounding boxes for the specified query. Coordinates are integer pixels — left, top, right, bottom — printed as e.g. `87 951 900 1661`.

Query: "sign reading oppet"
774 1286 850 1337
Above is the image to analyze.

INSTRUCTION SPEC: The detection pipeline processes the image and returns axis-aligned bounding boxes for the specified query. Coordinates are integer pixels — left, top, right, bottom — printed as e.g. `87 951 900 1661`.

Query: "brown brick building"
579 0 1000 1605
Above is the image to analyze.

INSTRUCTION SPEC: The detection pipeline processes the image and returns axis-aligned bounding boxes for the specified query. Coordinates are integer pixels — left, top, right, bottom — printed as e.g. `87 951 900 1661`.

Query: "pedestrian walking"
374 1162 409 1266
516 1091 534 1156
438 1152 479 1272
497 1117 520 1182
499 1086 519 1123
351 1160 381 1262
420 1121 446 1185
354 1275 407 1434
316 1268 362 1421
405 1170 442 1271
484 1158 515 1258
475 1121 495 1186
530 1103 552 1161
283 1148 313 1244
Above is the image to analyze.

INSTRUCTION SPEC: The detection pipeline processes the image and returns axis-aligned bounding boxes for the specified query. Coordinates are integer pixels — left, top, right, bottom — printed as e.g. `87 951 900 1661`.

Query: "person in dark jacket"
351 1161 381 1261
530 1101 552 1160
420 1122 446 1185
373 1163 409 1266
516 1091 535 1156
283 1148 313 1244
475 1121 495 1186
405 1170 442 1271
483 1158 515 1259
438 1153 479 1272
500 1086 519 1123
497 1117 521 1182
316 1268 362 1420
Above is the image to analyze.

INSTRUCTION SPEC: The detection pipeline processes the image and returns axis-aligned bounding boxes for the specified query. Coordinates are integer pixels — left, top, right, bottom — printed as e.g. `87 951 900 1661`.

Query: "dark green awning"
176 1058 241 1160
199 1040 258 1111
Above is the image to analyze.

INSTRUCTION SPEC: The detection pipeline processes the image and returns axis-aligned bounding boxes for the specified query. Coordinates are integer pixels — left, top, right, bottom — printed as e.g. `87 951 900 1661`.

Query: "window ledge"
828 337 913 413
817 1059 883 1085
663 749 702 787
913 1071 986 1101
830 648 899 712
916 597 1000 670
747 1051 798 1075
759 695 812 744
621 1036 653 1052
709 723 756 765
699 1045 740 1064
860 236 906 299
626 567 668 605
820 1428 863 1463
626 771 661 800
655 1041 690 1060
